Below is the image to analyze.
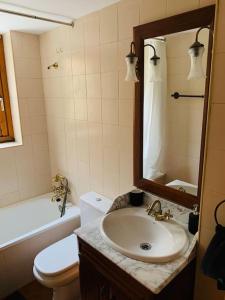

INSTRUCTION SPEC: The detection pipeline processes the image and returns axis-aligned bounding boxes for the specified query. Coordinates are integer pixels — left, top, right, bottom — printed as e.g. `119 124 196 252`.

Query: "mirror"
143 28 209 197
133 6 215 208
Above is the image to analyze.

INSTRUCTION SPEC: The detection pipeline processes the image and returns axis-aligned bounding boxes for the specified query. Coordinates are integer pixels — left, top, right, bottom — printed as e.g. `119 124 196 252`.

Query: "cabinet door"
109 284 133 300
79 253 110 300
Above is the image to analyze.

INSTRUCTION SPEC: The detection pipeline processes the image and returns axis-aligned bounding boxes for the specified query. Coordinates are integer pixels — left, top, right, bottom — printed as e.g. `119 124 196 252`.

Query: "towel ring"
214 199 225 225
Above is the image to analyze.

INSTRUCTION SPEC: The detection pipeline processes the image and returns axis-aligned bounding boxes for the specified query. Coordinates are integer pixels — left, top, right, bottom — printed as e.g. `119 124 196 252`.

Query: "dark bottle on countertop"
188 204 199 234
129 189 144 206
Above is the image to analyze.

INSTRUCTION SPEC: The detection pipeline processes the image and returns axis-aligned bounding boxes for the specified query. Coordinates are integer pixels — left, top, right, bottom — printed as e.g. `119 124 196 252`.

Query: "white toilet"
33 192 112 300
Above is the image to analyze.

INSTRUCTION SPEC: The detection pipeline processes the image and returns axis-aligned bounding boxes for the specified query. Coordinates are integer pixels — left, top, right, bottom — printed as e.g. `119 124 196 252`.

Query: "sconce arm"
144 43 160 65
195 25 211 43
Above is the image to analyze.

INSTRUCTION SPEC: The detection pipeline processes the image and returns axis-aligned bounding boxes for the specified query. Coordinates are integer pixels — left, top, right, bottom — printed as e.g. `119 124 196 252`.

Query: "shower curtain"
143 39 167 180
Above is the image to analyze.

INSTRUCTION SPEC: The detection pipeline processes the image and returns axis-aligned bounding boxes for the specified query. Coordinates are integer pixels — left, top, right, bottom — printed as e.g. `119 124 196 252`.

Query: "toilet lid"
34 234 79 276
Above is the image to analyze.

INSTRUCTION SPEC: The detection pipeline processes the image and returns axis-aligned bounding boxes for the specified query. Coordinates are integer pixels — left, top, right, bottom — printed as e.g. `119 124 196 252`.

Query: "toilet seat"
33 264 79 288
33 234 79 288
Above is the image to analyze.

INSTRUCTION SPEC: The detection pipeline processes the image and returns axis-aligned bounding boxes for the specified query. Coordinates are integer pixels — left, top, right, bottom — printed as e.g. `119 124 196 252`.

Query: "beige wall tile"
88 122 103 148
207 104 225 150
118 1 140 40
103 147 120 198
103 124 119 147
89 136 104 194
75 99 88 121
64 99 75 119
0 148 18 196
102 99 119 125
71 49 85 75
70 20 85 52
166 0 199 16
211 53 225 103
140 0 166 24
100 42 118 72
87 99 102 122
85 46 100 74
215 0 225 53
84 12 100 47
15 58 42 79
100 4 118 44
17 78 44 98
101 72 119 99
119 70 135 99
119 99 134 126
204 148 225 195
86 73 101 98
0 32 50 207
76 161 90 197
76 121 89 163
73 75 87 99
199 0 216 7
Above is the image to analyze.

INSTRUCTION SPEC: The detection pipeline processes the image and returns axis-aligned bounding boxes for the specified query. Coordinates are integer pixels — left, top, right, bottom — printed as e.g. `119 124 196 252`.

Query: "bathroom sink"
100 207 189 263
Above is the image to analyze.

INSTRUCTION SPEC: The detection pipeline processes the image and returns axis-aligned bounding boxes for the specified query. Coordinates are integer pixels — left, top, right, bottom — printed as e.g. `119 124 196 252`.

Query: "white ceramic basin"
100 207 189 263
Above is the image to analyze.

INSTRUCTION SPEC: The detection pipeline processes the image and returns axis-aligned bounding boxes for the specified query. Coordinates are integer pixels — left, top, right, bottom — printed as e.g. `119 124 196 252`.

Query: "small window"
0 35 14 143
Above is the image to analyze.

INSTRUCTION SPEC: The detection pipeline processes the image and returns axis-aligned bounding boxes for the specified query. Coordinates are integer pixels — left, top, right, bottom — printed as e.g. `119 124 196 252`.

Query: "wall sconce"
125 42 160 82
47 62 59 70
188 26 210 80
125 42 139 82
144 43 161 82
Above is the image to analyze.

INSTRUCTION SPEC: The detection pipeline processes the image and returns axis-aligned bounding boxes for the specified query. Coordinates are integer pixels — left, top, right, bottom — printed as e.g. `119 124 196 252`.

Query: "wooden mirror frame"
133 5 215 209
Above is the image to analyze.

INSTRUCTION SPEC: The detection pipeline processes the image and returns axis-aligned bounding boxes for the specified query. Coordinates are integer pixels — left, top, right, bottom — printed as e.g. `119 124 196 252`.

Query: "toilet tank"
80 192 112 227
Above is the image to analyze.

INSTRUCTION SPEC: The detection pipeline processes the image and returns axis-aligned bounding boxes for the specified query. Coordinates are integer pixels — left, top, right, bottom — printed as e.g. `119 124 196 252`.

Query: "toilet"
33 192 112 300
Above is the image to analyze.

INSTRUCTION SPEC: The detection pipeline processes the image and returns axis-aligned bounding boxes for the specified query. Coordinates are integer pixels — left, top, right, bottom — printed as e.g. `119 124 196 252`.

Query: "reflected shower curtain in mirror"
143 39 167 180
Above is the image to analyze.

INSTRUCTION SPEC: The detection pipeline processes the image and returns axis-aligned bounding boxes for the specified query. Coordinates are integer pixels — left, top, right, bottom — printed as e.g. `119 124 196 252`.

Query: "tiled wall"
196 1 225 299
40 0 213 203
0 32 51 207
40 3 136 201
39 0 225 299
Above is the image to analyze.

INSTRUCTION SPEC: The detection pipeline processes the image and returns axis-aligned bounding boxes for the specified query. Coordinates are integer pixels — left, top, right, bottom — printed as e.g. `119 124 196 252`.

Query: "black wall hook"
214 200 225 225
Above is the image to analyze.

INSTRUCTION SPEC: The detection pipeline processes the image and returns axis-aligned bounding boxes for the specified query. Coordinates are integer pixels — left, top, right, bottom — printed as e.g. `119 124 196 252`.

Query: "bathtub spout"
60 178 69 217
51 174 71 217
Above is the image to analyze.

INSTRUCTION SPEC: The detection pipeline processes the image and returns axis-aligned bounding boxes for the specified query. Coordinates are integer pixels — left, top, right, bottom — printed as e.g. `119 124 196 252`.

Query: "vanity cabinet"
78 237 196 300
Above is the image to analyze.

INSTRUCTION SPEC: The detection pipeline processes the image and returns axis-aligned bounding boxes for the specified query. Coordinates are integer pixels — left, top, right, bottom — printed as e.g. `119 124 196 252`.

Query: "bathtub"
166 179 198 196
0 194 80 299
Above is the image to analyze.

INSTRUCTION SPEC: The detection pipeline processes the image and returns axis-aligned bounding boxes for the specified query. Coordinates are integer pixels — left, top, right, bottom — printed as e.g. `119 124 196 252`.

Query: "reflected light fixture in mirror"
144 42 161 82
188 26 210 80
125 42 161 82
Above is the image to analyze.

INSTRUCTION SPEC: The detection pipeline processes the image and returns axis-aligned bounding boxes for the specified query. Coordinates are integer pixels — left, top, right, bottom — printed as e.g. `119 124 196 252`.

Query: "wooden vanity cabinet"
78 237 196 300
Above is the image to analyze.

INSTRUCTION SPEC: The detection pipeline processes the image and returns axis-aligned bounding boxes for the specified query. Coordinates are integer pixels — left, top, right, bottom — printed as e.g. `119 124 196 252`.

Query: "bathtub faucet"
51 174 71 217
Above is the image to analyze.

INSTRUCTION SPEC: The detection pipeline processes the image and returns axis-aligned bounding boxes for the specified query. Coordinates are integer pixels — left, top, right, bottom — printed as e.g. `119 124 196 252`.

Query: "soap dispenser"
188 204 199 234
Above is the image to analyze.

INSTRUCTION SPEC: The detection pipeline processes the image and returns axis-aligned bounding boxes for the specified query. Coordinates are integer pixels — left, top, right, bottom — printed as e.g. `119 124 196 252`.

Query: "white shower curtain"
143 39 167 179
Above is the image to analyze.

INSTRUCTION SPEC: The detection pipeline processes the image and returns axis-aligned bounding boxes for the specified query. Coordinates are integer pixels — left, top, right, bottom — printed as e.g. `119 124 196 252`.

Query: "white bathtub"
0 194 80 299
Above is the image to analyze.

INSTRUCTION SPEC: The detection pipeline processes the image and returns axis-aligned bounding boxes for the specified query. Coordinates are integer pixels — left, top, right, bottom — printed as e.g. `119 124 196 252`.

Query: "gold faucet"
146 200 173 221
51 174 70 202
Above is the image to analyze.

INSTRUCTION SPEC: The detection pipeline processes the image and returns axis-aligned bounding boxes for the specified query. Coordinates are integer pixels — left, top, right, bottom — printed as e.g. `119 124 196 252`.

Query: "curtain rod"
0 8 74 27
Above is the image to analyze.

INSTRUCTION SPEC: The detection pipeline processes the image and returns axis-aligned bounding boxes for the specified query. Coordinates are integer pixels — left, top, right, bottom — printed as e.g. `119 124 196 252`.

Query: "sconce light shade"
125 56 139 82
188 46 205 80
149 58 162 82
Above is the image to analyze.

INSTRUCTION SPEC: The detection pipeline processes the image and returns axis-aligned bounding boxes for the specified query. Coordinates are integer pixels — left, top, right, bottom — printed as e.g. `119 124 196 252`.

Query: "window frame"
0 35 14 143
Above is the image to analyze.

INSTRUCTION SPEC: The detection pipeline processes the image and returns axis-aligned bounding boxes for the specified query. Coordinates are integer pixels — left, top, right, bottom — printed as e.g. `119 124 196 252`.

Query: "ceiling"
0 0 119 34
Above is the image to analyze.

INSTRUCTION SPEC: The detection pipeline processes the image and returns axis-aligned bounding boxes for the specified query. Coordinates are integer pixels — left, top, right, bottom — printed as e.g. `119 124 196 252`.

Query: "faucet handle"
164 209 173 220
146 205 151 215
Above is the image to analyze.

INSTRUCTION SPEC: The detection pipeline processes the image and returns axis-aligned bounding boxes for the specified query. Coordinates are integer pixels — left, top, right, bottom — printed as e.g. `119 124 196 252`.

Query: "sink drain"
140 242 152 250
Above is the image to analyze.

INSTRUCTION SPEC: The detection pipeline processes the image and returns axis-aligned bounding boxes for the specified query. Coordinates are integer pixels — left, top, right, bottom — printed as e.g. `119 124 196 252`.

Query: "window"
0 35 14 143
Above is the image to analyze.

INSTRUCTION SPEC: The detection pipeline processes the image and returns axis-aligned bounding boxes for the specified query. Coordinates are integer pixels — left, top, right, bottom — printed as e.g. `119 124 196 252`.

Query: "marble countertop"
75 192 197 294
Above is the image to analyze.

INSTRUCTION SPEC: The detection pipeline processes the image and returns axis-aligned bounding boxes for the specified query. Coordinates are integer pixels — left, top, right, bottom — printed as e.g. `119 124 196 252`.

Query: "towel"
201 224 225 290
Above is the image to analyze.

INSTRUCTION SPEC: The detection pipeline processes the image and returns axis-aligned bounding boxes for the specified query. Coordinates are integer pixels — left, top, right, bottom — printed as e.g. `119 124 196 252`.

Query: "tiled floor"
5 281 52 300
